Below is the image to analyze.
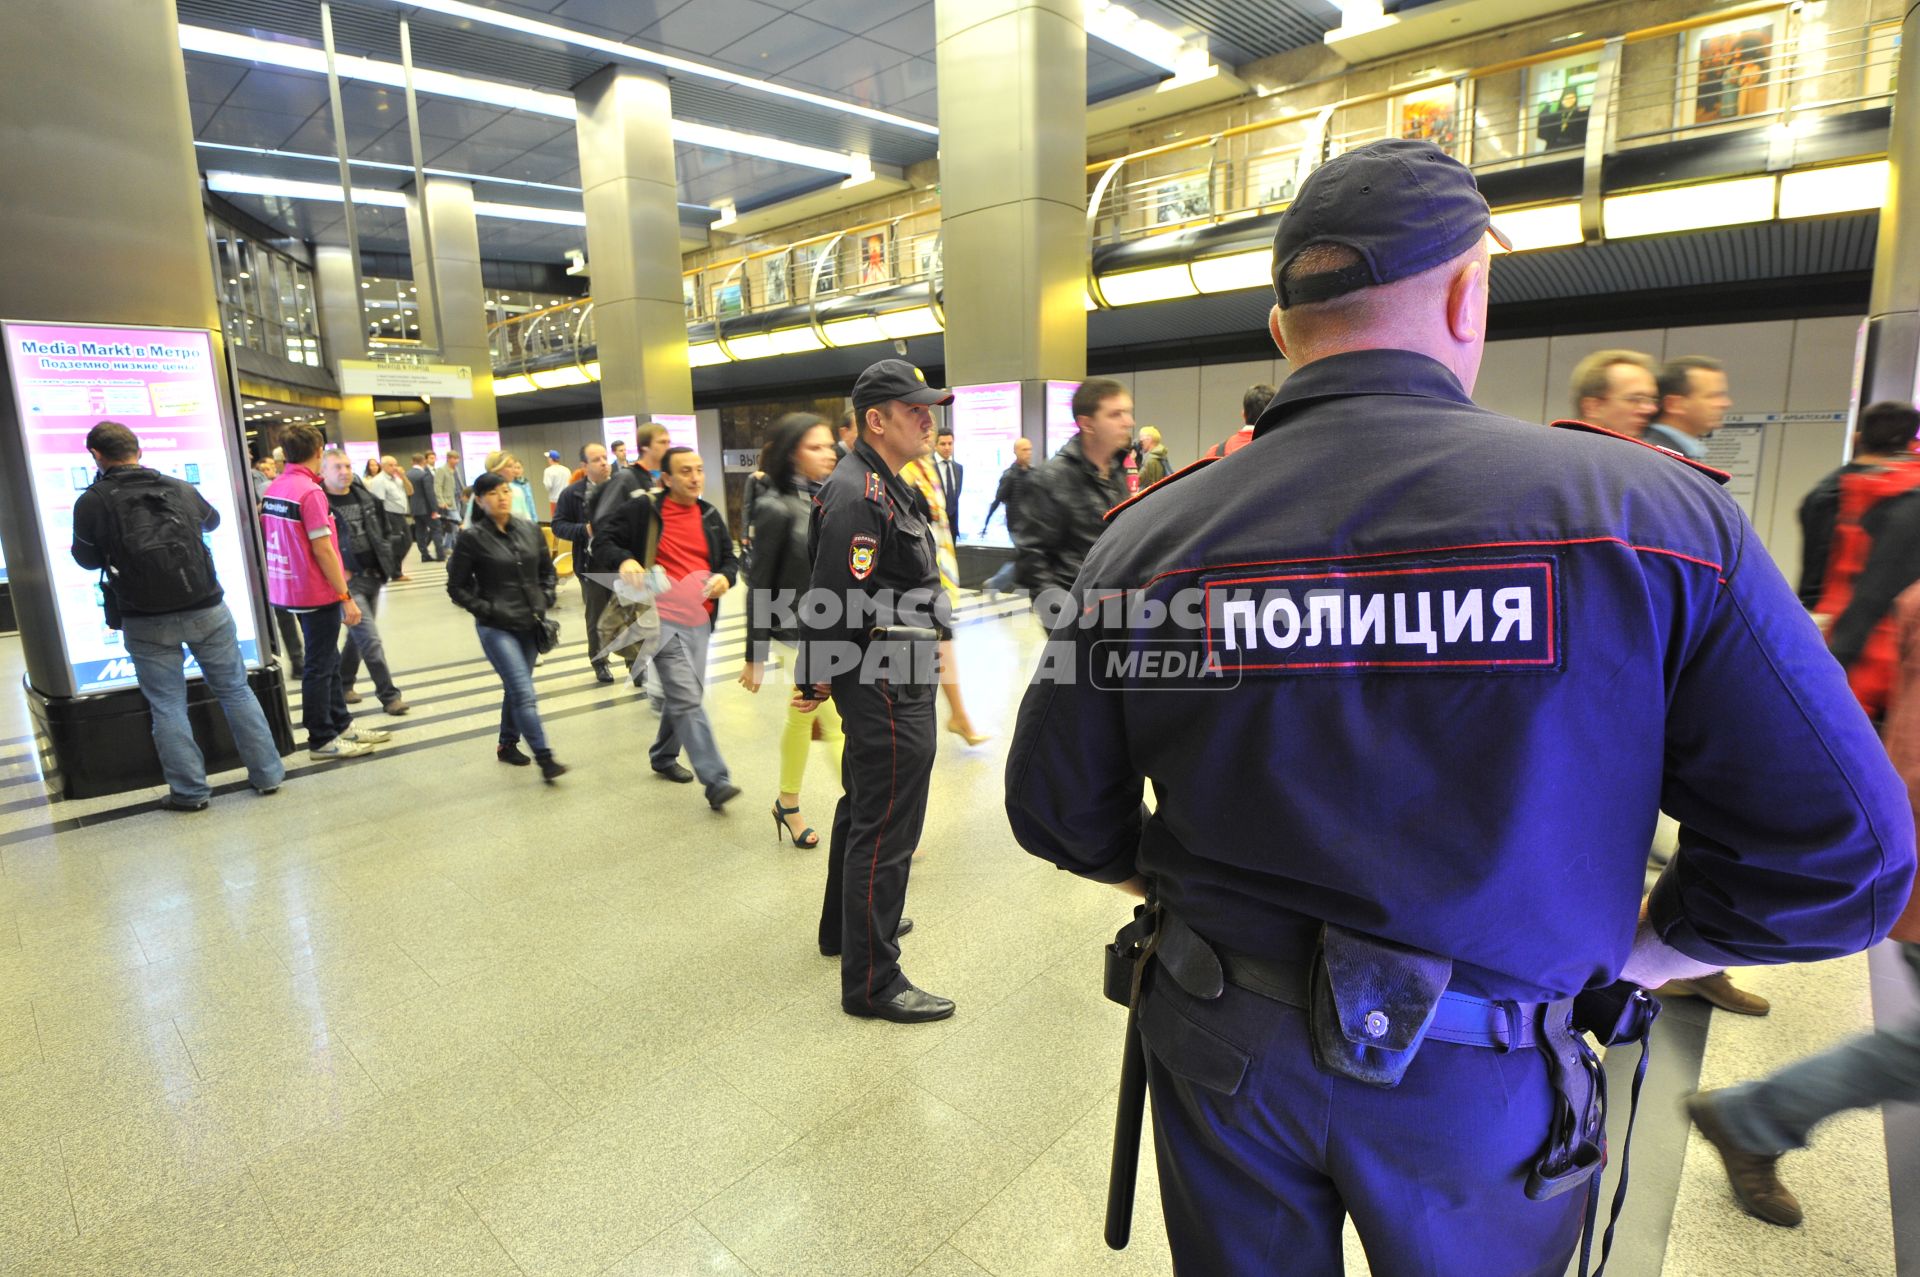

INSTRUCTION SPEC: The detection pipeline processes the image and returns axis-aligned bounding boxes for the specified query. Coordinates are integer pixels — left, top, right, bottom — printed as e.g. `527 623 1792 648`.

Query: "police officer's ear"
1445 254 1488 344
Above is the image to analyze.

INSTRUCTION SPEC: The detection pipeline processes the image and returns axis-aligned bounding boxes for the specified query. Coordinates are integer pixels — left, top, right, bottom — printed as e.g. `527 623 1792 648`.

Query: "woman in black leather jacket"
738 413 844 847
447 471 567 781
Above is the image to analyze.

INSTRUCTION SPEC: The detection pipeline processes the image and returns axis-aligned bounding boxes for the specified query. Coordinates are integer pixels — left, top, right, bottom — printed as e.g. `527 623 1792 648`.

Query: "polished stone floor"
0 559 1910 1276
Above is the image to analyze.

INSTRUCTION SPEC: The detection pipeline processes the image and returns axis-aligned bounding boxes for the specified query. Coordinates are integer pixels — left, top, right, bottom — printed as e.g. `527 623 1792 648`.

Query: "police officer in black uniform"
1005 139 1915 1275
797 359 956 1023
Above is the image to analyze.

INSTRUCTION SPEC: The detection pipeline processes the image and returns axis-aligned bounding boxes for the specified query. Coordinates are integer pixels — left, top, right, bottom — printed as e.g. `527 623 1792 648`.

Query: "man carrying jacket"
320 449 410 715
592 446 740 809
552 442 616 682
1015 377 1132 600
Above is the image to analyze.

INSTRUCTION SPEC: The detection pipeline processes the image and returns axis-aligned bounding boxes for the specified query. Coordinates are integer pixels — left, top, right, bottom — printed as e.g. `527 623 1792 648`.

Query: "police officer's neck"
861 433 919 477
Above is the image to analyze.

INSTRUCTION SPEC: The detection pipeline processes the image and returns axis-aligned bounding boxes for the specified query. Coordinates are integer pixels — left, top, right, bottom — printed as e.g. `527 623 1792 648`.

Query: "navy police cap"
852 358 953 416
1272 138 1510 308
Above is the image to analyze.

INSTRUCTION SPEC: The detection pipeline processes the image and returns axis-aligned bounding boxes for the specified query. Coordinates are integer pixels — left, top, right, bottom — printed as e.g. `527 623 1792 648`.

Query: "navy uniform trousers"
1139 970 1588 1276
818 672 936 1009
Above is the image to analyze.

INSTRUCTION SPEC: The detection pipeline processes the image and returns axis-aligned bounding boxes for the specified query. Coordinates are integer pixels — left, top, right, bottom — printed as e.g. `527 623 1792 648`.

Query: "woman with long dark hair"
739 412 844 846
447 471 567 781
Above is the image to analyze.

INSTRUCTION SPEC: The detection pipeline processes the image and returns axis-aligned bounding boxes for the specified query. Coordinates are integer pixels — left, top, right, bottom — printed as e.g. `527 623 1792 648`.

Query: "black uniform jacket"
795 438 949 688
1005 347 1915 1003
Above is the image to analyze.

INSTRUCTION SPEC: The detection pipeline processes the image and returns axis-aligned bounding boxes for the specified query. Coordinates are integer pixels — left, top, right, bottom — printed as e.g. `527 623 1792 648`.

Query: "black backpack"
96 471 218 619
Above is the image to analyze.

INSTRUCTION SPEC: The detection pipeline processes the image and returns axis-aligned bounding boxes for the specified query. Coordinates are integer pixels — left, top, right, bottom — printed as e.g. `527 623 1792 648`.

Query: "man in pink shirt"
260 424 388 760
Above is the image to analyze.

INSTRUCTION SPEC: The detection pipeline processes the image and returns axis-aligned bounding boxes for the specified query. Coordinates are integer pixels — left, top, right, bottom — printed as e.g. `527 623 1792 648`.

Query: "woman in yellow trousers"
902 437 989 746
738 414 845 846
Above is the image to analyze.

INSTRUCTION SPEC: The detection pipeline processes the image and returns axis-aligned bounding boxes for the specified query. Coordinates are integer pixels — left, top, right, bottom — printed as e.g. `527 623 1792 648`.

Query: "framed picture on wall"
1395 83 1459 151
1867 23 1902 98
682 275 697 320
763 253 791 306
714 280 745 318
1686 17 1776 125
858 229 891 286
1526 53 1598 154
1151 174 1210 225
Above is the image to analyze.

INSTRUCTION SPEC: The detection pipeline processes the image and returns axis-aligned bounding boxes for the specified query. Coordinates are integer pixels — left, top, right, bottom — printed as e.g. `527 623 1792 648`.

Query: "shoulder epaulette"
864 472 887 503
1549 418 1731 486
1104 454 1219 522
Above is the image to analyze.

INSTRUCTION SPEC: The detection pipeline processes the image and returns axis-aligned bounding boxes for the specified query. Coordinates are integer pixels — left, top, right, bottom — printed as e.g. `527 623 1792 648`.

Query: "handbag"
536 615 561 654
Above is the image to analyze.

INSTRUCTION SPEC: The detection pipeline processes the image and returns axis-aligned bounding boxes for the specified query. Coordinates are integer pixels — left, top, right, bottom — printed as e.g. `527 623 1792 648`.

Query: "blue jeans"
1716 942 1920 1154
649 619 729 790
121 603 285 801
294 604 354 750
476 623 549 754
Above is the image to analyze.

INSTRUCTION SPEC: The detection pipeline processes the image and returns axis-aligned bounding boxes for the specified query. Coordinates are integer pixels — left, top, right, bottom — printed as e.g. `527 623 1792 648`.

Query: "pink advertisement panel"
654 413 699 451
1 322 260 693
343 441 380 473
947 382 1023 547
1045 379 1081 457
459 430 500 486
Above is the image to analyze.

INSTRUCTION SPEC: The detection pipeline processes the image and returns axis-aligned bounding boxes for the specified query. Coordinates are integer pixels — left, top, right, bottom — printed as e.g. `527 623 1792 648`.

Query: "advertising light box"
604 414 636 455
1 322 262 694
948 382 1024 548
459 429 499 486
343 440 379 473
655 413 699 451
431 431 451 456
1045 379 1080 457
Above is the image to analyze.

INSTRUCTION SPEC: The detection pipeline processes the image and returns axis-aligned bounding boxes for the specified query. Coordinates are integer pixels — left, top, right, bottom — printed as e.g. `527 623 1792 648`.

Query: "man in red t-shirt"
597 447 741 808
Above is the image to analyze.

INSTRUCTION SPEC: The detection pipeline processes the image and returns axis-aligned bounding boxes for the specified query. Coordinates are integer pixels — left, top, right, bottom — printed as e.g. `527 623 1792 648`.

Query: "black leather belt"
1217 951 1541 1051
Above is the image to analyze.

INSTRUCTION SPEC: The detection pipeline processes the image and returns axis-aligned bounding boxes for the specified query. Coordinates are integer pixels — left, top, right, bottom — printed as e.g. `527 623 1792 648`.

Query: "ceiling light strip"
180 26 868 174
361 0 939 137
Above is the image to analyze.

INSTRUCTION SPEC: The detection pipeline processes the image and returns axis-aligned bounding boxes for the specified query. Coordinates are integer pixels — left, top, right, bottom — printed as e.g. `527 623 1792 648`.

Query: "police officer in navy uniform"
797 359 957 1023
1005 138 1915 1275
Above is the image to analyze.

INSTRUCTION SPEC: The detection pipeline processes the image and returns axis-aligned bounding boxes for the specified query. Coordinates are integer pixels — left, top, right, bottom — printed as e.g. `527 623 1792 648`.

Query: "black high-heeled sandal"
772 800 819 848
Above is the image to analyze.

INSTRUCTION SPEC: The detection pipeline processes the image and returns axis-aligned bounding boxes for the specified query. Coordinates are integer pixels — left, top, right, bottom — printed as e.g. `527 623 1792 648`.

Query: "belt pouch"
1307 923 1452 1088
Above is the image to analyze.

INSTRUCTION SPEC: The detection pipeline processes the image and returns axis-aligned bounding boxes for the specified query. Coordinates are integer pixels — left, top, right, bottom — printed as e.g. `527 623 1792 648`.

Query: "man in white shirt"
542 450 571 517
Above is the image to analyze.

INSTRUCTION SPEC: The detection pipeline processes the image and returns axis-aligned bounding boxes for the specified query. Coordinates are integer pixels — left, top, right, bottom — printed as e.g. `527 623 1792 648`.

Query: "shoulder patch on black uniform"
1104 454 1219 522
864 473 887 503
1549 419 1731 485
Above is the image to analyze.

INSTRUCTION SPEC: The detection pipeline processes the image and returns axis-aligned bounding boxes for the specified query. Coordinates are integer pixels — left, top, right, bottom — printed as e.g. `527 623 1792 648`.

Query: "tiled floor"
0 562 1908 1275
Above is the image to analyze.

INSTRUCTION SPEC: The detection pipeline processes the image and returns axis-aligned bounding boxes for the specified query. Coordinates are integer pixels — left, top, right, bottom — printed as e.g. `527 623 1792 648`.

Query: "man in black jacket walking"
1015 377 1132 601
553 442 617 682
321 450 410 714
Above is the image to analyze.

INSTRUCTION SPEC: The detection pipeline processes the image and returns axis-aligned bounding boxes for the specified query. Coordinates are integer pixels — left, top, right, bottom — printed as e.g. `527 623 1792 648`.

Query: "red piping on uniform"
867 687 898 1007
1082 536 1725 615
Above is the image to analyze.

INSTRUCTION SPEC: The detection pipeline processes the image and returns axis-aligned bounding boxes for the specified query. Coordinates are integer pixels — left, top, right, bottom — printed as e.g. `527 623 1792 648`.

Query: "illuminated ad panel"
1 322 261 692
947 382 1023 549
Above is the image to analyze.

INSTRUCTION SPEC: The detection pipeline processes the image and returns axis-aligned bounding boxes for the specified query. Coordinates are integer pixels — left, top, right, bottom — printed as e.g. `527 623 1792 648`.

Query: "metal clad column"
1860 0 1920 408
312 245 377 443
573 66 694 421
405 178 499 437
935 0 1088 387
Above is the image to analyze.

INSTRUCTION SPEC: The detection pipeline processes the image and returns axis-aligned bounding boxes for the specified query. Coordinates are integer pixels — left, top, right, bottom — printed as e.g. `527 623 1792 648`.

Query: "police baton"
1105 1000 1149 1249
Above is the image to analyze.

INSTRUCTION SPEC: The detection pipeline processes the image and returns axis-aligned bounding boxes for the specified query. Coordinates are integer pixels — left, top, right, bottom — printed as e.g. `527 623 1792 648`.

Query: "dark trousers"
272 606 304 668
818 675 936 1008
413 514 440 560
1139 972 1586 1276
294 604 354 750
581 573 612 670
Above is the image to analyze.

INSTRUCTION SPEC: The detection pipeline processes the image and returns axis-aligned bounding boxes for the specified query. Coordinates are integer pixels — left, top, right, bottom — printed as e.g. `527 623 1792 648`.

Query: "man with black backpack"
70 421 286 811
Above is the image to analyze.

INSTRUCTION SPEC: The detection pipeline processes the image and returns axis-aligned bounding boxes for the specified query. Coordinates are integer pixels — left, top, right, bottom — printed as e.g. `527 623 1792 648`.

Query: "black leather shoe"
844 983 954 1023
819 917 911 957
593 663 615 684
707 782 742 810
652 762 694 783
158 793 209 812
